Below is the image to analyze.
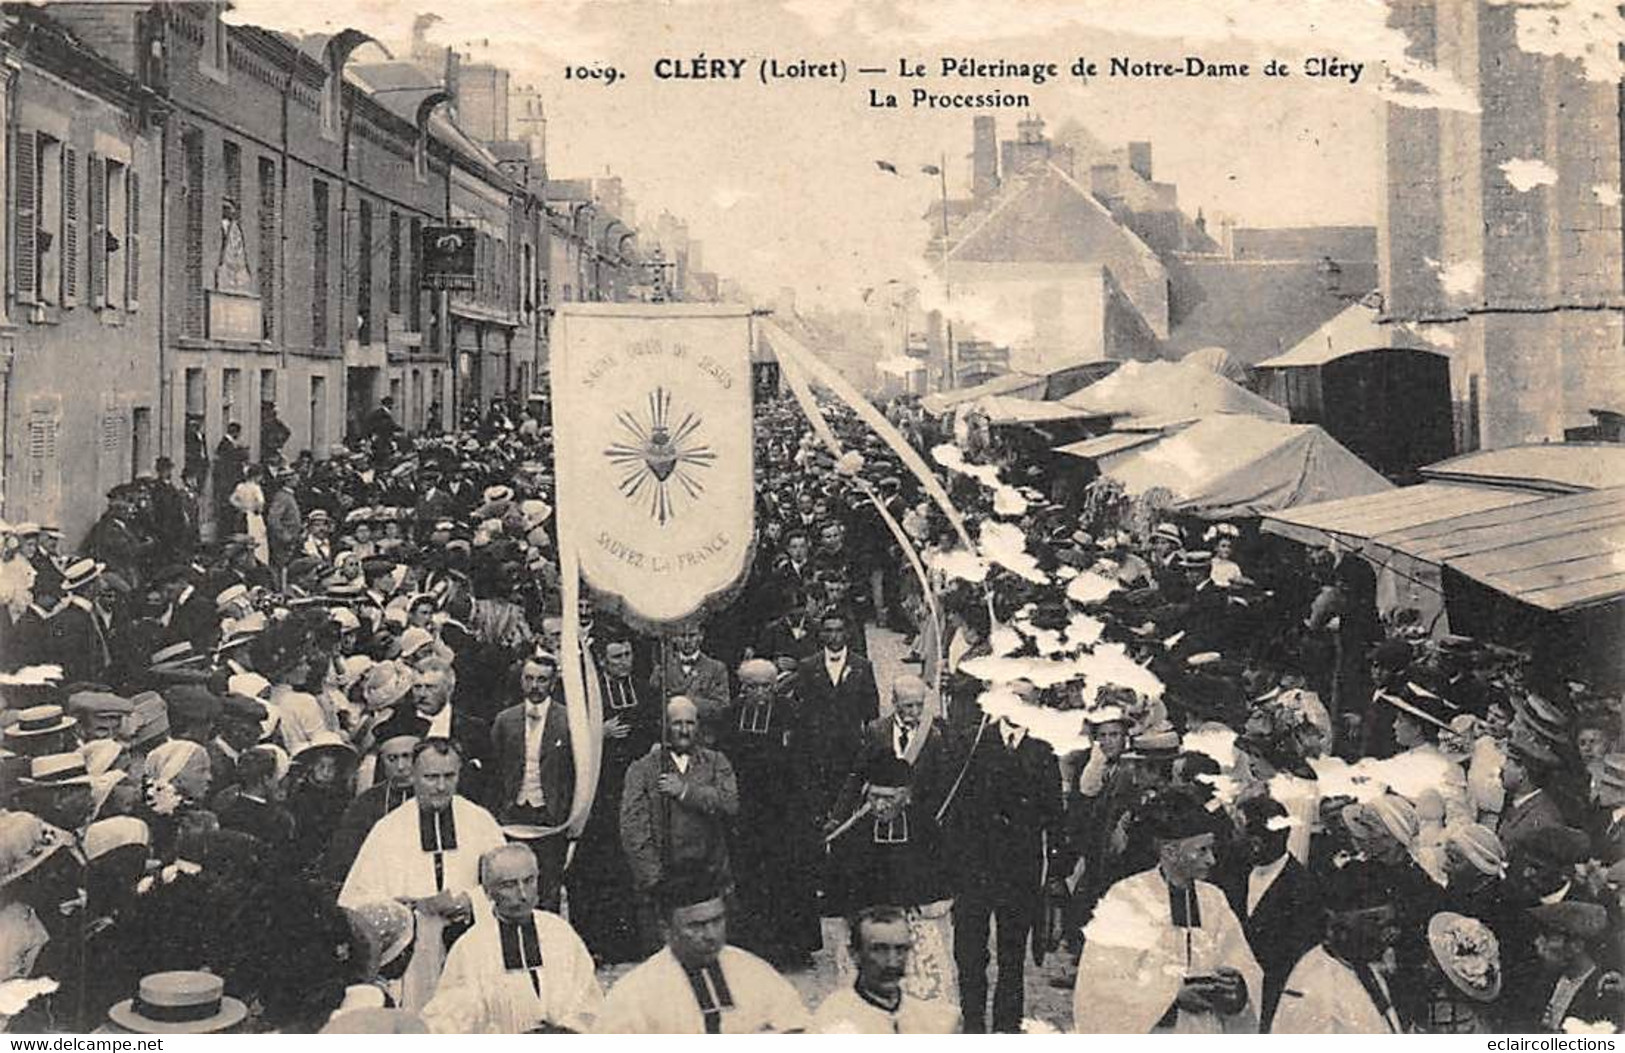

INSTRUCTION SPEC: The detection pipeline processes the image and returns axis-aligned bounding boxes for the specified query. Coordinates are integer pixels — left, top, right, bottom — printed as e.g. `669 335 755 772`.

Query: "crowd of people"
0 388 1620 1034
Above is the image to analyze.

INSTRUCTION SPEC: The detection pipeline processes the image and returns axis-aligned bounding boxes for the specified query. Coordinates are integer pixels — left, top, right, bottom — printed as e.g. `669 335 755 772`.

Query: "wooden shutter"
12 130 37 302
126 170 141 310
25 409 60 505
61 146 78 306
88 154 107 307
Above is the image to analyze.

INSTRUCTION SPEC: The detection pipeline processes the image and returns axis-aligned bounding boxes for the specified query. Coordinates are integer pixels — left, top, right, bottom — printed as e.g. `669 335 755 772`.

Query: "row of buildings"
0 2 718 543
898 0 1623 458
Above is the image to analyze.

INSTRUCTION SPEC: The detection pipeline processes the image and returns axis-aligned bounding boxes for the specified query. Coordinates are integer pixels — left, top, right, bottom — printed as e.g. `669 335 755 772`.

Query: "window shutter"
88 153 107 307
61 146 78 306
26 411 60 504
126 170 141 310
12 130 37 302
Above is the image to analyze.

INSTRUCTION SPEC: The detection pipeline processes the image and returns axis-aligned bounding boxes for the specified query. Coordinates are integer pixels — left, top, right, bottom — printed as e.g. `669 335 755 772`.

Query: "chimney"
1128 141 1152 181
1090 164 1122 206
972 116 999 200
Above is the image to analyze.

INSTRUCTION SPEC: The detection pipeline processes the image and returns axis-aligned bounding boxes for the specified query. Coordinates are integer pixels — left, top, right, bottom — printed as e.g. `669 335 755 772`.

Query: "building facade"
2 7 165 544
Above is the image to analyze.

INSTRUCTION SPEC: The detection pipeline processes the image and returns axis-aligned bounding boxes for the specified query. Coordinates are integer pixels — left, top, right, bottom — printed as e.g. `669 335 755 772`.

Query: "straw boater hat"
107 971 248 1034
1427 913 1502 1003
19 752 96 788
4 704 76 740
60 559 104 592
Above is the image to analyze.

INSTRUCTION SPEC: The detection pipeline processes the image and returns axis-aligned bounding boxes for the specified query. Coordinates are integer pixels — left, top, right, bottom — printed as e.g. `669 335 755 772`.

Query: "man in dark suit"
1499 734 1567 854
1222 796 1323 1029
649 623 731 746
942 714 1065 1033
215 746 297 849
411 657 490 803
568 636 662 962
489 652 575 910
795 611 880 818
753 591 819 674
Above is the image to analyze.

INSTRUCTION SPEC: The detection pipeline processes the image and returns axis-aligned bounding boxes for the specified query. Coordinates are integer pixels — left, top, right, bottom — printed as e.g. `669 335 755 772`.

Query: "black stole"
682 961 735 1034
418 805 458 891
499 917 544 995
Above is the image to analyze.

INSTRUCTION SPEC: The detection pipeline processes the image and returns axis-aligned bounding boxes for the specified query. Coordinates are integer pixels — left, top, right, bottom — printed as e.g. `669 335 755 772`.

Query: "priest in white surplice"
422 845 603 1033
595 868 809 1034
339 739 507 1007
1073 791 1263 1034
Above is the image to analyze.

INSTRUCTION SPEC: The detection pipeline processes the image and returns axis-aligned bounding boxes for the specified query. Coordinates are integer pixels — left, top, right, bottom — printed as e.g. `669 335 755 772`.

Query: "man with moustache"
811 906 960 1033
490 652 575 910
620 697 739 955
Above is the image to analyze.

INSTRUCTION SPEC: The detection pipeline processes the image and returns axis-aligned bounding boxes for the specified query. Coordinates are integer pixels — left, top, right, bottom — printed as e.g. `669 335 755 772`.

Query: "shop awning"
919 372 1042 414
1434 487 1625 612
971 395 1102 425
1055 430 1166 462
1261 483 1545 547
1421 443 1625 494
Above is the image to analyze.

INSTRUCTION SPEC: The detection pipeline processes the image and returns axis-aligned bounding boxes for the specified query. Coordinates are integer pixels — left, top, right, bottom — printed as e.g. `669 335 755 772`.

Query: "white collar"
1539 880 1572 906
1252 852 1290 882
999 720 1026 748
825 648 848 664
1512 788 1543 809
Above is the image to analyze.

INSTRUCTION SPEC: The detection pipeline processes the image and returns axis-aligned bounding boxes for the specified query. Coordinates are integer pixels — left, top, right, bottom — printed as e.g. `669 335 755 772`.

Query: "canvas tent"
1060 359 1288 425
969 395 1103 425
1060 414 1391 518
1181 346 1250 384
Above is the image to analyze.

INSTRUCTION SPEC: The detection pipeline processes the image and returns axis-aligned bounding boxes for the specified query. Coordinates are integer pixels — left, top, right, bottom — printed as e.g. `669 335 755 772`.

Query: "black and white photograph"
0 0 1621 1037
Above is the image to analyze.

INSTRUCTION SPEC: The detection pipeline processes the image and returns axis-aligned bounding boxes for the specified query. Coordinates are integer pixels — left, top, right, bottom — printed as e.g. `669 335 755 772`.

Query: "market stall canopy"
1181 346 1250 384
1435 487 1625 613
1060 359 1288 423
1260 483 1546 548
1093 414 1391 517
970 395 1104 425
920 372 1043 415
1421 443 1625 494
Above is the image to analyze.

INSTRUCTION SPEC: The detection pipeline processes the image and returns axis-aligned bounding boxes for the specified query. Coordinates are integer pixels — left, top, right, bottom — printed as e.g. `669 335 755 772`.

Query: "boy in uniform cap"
594 866 808 1034
1074 791 1262 1033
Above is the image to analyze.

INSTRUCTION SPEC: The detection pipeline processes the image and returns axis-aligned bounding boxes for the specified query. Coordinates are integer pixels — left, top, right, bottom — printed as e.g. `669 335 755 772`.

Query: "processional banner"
552 303 756 626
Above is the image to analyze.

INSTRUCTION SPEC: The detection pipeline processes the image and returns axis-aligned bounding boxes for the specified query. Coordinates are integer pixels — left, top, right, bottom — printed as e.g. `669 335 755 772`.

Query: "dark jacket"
1222 855 1324 1028
941 727 1063 899
620 745 737 893
488 700 574 826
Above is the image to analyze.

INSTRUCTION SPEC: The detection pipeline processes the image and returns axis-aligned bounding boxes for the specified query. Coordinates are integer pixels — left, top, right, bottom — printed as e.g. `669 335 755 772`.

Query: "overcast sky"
231 0 1462 308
